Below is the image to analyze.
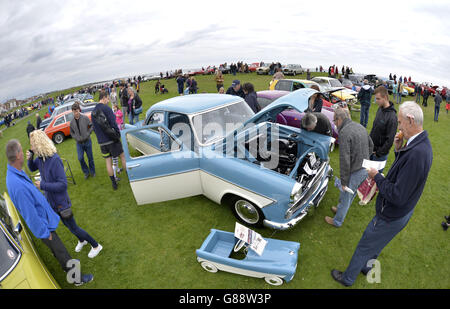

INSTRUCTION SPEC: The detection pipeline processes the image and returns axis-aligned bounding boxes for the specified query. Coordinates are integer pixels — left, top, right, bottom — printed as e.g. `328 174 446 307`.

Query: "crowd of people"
3 59 447 288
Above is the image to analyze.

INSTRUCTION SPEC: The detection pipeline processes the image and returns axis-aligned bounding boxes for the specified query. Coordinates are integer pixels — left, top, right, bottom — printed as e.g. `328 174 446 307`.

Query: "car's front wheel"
52 132 65 144
228 196 264 227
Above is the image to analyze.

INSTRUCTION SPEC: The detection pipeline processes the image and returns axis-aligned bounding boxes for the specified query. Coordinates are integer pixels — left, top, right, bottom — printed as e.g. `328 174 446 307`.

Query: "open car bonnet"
245 88 316 126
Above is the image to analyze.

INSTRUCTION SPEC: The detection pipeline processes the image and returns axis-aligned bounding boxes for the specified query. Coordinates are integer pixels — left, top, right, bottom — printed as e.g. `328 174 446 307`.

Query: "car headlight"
290 182 302 203
329 138 336 153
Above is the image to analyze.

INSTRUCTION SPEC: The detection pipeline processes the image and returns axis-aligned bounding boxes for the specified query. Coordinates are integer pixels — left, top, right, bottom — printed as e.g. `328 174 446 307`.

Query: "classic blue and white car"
121 89 334 230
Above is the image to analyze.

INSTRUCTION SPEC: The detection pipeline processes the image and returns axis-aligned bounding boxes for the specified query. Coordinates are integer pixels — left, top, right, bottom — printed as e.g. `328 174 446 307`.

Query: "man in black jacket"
357 80 374 128
226 80 245 98
369 87 397 172
331 101 432 287
119 83 129 123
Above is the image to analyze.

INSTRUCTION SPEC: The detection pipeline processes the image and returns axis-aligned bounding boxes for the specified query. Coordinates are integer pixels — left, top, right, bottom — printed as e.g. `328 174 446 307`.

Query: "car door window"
275 80 292 91
65 112 74 123
146 112 165 126
125 125 180 158
168 113 193 150
256 97 273 110
0 197 19 244
54 116 65 126
292 82 305 91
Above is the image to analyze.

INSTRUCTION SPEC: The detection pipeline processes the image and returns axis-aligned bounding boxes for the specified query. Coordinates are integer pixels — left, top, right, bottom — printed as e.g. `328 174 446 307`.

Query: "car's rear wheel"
52 132 65 144
264 276 283 286
201 261 218 273
228 196 264 227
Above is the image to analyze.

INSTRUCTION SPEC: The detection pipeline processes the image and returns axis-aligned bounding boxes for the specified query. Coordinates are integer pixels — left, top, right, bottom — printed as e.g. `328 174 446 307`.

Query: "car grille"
285 161 328 219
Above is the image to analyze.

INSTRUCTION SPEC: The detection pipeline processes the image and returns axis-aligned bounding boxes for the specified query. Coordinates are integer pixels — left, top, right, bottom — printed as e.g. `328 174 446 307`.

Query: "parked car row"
269 78 358 112
40 100 96 130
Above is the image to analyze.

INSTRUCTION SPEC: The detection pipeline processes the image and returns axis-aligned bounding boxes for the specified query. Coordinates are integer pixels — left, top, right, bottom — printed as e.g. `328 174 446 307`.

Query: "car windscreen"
256 97 274 110
192 100 254 145
0 229 20 280
330 79 342 87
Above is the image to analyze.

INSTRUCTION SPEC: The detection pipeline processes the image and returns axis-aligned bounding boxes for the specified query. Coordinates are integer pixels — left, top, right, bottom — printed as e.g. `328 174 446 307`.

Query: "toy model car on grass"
196 228 300 286
121 89 334 230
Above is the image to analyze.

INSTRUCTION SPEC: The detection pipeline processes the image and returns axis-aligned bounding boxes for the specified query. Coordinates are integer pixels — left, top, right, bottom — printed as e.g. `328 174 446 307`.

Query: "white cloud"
0 0 449 102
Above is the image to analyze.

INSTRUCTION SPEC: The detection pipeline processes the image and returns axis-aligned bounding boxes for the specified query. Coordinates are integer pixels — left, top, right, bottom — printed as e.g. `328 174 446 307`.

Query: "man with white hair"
331 101 433 287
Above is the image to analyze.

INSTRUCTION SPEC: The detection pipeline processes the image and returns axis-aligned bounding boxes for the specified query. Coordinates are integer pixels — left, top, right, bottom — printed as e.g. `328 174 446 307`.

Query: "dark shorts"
100 141 123 158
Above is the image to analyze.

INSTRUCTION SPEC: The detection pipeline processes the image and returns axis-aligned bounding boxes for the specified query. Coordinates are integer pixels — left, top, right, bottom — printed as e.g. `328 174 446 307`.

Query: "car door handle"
127 164 141 169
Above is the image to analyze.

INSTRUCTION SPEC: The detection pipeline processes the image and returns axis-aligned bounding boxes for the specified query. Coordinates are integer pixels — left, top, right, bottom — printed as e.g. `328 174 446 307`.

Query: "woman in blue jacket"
28 130 103 259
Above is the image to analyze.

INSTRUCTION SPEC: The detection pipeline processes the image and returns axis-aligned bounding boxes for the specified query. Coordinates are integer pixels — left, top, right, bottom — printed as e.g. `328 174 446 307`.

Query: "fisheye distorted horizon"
0 0 449 102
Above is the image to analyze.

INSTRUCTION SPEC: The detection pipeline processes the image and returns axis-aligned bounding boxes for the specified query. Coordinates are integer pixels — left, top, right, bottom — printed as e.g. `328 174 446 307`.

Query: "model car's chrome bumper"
263 167 333 230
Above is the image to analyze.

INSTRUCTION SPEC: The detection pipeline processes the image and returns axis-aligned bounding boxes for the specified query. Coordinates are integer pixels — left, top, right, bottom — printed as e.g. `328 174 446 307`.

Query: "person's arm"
14 189 51 239
372 153 428 207
27 153 39 172
339 133 351 187
39 157 67 193
86 116 93 135
376 115 397 156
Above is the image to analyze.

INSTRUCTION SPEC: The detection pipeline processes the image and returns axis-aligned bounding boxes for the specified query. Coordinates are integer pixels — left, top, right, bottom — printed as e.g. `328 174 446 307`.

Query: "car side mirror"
14 222 22 234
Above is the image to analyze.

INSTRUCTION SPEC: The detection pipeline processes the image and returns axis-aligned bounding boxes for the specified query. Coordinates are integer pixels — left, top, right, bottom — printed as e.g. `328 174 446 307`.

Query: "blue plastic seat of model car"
204 230 235 257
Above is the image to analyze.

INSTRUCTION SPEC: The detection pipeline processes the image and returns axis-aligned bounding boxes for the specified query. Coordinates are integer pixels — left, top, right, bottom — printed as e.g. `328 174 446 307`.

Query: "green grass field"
1 71 448 289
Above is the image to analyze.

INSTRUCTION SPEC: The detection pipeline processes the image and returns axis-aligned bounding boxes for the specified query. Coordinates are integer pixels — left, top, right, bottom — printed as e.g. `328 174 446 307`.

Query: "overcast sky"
1 0 449 103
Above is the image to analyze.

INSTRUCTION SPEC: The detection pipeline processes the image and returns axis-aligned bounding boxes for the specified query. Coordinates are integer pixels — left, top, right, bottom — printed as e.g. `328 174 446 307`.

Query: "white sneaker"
75 240 88 252
88 244 103 258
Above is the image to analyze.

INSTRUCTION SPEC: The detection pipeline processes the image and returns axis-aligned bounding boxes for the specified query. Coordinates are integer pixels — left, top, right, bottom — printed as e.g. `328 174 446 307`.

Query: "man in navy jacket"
331 101 433 286
92 89 127 190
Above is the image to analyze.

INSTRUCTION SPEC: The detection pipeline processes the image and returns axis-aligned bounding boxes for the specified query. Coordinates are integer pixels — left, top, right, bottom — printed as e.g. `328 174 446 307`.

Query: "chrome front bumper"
263 167 333 230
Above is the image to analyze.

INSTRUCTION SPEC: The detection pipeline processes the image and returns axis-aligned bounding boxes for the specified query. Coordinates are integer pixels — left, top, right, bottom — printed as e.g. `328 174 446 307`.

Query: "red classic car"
249 63 260 72
44 110 92 144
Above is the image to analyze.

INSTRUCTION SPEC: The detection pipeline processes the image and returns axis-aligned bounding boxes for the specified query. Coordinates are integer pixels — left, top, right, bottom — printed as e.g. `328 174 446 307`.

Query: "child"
155 80 160 94
160 84 168 94
113 104 124 130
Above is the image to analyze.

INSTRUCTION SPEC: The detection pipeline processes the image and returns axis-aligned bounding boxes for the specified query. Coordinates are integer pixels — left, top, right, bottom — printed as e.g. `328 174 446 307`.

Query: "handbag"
357 177 378 205
59 208 73 219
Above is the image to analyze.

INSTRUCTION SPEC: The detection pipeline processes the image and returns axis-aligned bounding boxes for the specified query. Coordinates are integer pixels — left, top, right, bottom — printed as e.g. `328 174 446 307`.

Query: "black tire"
52 132 65 144
227 195 264 227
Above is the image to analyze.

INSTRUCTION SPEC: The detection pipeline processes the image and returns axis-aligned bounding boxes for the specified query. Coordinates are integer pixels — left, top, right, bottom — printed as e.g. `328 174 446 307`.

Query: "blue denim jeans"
360 103 371 128
434 106 440 121
334 168 368 227
129 112 139 125
396 92 402 104
61 214 99 248
341 209 414 286
76 139 95 176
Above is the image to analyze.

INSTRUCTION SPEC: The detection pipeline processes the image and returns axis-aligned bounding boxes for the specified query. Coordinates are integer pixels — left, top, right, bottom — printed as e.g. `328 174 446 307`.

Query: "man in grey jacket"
325 108 373 227
70 102 96 179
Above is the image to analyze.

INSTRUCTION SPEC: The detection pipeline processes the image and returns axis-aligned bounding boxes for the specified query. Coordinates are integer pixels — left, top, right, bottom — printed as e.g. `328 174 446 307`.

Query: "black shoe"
361 267 371 276
331 269 351 287
445 216 450 223
74 273 94 286
84 174 90 180
112 182 118 190
442 222 449 231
